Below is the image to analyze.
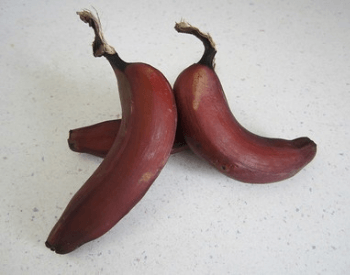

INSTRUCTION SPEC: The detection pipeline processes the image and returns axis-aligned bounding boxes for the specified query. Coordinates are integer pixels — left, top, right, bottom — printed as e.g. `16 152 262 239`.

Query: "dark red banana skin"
45 11 177 254
68 119 188 158
173 22 316 183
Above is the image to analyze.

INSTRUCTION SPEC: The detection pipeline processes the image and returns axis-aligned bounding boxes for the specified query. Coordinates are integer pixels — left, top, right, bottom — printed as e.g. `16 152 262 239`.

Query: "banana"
68 119 121 158
68 119 188 158
45 10 177 254
173 22 316 183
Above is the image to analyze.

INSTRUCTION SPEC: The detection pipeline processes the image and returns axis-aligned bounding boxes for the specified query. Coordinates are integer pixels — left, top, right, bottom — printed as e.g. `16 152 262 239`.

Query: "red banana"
45 10 177 254
173 22 317 183
68 119 188 158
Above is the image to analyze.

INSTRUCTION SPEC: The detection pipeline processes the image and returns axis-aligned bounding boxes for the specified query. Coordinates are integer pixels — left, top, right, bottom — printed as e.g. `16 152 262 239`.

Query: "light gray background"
1 0 349 274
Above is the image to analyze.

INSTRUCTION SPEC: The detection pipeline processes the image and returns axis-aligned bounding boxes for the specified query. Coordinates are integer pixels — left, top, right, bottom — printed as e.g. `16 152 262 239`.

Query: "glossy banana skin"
46 62 177 254
45 11 177 254
174 63 316 183
68 119 188 158
173 23 316 183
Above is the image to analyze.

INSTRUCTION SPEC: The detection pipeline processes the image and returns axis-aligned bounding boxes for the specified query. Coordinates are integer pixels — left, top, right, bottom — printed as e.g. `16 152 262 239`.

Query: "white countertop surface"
1 0 349 274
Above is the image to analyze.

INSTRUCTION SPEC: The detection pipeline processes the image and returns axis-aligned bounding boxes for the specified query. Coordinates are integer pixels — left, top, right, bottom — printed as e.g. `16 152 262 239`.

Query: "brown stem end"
77 10 116 57
175 21 217 69
77 9 128 70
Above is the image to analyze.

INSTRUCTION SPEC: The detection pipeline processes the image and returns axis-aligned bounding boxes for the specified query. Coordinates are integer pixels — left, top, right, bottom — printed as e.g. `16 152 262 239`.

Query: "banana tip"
45 240 56 252
45 240 69 255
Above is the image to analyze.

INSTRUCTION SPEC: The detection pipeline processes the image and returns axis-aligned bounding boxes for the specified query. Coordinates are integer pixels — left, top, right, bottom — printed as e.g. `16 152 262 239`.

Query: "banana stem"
77 9 128 71
175 21 217 69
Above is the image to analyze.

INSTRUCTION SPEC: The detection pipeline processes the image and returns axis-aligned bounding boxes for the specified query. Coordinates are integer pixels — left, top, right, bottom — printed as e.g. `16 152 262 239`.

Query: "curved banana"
173 22 316 183
68 119 188 158
45 10 177 254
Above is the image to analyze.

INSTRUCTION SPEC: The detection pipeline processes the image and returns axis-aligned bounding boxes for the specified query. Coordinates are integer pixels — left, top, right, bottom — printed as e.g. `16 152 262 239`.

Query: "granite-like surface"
1 0 349 274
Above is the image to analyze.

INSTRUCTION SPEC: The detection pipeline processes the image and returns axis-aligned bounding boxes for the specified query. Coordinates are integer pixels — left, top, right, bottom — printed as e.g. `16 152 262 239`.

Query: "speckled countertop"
1 0 349 274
